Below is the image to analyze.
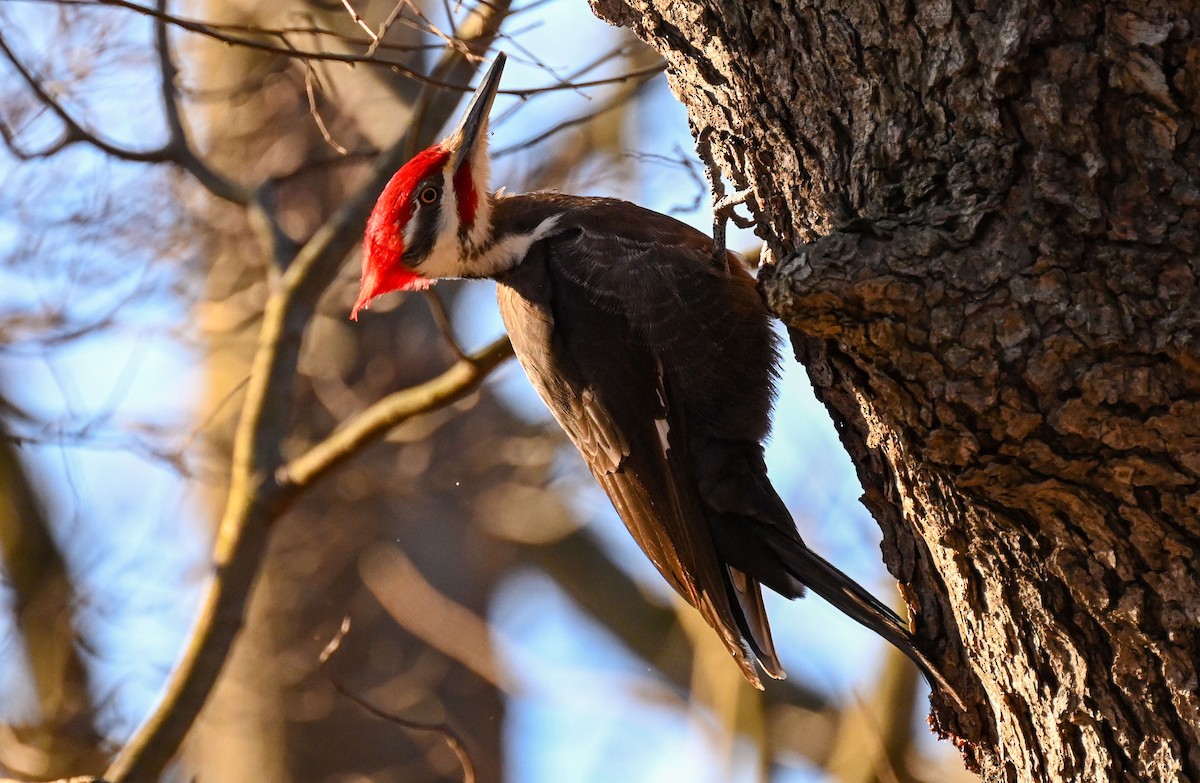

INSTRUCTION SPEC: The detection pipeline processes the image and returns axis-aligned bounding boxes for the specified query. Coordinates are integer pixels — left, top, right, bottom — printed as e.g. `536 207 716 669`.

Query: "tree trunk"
587 1 1200 781
0 439 106 779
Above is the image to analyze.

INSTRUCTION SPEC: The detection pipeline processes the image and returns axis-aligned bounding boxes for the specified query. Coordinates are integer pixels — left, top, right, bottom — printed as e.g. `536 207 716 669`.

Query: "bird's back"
493 193 794 682
493 193 780 438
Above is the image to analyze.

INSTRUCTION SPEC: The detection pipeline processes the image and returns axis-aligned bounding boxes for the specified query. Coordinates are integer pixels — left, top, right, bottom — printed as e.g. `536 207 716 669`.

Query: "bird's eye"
418 185 439 205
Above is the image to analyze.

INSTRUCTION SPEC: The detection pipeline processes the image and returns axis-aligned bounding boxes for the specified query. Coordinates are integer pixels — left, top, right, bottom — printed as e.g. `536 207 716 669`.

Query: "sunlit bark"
590 2 1200 780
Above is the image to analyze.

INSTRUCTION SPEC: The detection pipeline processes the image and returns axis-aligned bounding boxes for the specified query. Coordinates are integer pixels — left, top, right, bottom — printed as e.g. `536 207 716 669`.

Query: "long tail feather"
778 544 966 710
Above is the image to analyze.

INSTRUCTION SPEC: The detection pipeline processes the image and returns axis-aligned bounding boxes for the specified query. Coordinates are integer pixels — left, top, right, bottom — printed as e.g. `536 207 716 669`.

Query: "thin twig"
101 4 513 779
14 0 664 99
4 0 438 53
0 12 247 203
493 71 658 157
276 335 512 491
320 618 477 783
624 145 707 215
423 289 468 361
367 0 408 57
0 117 70 159
303 63 350 156
0 28 172 164
94 0 452 86
403 0 461 53
0 778 107 783
339 0 379 43
153 0 249 204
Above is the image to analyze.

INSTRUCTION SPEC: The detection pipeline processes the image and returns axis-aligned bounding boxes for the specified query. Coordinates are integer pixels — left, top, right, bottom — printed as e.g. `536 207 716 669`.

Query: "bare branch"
359 544 506 690
493 68 658 157
366 0 409 57
509 60 666 97
152 0 248 204
0 778 106 783
246 181 298 271
423 289 469 361
404 0 462 52
338 0 380 44
88 0 497 89
11 0 663 99
302 63 350 156
0 28 172 164
0 9 249 203
0 117 71 159
320 617 477 783
101 3 513 778
624 145 708 214
277 334 512 490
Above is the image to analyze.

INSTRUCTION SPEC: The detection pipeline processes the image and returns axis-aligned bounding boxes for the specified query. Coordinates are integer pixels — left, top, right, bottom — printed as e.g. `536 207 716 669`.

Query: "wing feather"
497 236 761 685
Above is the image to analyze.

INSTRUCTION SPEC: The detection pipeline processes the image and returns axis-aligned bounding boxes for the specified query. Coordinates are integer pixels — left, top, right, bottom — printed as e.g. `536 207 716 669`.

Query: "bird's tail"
776 543 965 710
727 567 786 679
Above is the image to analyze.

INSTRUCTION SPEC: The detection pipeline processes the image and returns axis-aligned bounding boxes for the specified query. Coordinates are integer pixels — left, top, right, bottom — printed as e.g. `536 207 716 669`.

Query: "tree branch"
0 11 249 204
0 778 106 783
101 3 514 779
359 544 507 690
62 0 665 98
423 289 470 361
0 117 71 160
276 334 513 492
152 0 248 204
0 29 173 164
319 617 477 783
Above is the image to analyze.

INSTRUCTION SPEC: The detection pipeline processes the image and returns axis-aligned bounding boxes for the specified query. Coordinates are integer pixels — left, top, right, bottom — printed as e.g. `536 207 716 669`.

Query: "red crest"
353 146 450 319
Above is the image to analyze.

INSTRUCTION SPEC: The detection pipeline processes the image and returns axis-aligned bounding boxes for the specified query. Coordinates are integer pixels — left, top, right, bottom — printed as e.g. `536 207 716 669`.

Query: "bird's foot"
711 187 757 265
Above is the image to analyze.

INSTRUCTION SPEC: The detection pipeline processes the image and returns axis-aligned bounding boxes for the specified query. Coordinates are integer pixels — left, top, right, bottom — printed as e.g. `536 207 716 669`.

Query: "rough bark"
587 1 1200 781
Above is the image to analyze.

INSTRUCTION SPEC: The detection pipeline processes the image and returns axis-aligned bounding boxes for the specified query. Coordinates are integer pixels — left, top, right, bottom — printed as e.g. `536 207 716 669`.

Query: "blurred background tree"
0 2 976 781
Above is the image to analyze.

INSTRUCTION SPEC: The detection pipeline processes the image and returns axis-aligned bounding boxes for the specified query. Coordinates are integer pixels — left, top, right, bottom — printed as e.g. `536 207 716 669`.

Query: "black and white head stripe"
401 178 444 267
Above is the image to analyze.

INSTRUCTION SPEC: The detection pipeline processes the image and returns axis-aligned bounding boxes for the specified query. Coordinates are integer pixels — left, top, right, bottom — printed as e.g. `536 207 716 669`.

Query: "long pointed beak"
449 52 506 170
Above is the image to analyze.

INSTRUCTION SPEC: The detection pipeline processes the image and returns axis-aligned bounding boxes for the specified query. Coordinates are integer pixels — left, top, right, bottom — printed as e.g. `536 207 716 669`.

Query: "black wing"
496 227 765 685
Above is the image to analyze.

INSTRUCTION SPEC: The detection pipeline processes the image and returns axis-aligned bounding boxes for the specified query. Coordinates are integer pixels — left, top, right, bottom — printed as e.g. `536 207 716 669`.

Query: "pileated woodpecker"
354 53 957 698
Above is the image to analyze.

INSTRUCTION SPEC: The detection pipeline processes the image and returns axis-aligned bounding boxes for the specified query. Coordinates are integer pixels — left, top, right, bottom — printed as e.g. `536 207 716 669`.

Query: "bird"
352 52 959 700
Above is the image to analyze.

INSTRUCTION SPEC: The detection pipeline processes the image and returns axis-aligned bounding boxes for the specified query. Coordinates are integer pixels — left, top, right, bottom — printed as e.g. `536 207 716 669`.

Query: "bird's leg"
696 126 756 266
711 188 758 270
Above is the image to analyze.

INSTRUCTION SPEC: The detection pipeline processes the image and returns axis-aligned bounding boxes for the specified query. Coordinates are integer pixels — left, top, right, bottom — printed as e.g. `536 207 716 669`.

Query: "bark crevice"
590 0 1200 780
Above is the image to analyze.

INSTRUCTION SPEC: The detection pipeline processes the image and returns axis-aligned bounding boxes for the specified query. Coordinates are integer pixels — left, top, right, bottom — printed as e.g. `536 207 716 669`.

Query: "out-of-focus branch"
152 0 247 205
302 63 351 156
0 439 107 779
0 30 172 165
359 544 505 689
827 644 920 783
521 531 838 722
13 0 664 98
0 13 249 204
278 335 513 491
492 70 659 158
423 290 469 361
319 618 477 783
101 4 513 780
0 777 105 783
0 116 70 160
95 0 462 87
